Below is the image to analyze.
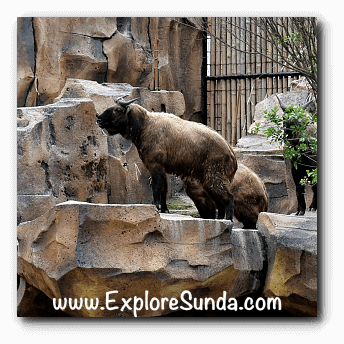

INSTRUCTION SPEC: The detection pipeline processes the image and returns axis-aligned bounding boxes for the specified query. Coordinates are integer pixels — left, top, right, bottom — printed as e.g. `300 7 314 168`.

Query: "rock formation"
258 212 317 316
17 98 109 224
17 17 203 121
17 201 317 317
17 79 186 224
17 201 265 317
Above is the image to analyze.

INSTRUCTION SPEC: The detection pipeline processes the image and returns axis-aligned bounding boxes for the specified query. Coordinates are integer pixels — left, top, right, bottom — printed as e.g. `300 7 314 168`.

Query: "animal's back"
140 112 236 178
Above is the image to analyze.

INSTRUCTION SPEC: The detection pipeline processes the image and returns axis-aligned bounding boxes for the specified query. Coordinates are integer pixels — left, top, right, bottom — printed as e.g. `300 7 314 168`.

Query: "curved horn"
118 97 140 107
275 94 288 112
114 94 130 103
301 99 314 110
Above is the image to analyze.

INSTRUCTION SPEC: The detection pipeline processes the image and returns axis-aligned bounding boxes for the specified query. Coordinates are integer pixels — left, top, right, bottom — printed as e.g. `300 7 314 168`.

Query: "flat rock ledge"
17 202 317 317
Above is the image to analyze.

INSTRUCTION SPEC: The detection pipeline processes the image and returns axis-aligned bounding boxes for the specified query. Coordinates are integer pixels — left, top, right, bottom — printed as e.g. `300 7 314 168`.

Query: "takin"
96 97 238 220
185 163 269 228
275 94 317 216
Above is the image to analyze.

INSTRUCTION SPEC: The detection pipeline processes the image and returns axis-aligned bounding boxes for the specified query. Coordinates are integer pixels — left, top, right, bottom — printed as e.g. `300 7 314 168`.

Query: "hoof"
295 211 305 216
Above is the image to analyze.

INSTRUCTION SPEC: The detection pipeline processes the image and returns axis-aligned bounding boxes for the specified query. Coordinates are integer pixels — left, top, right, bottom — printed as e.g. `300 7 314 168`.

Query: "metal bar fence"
205 17 302 145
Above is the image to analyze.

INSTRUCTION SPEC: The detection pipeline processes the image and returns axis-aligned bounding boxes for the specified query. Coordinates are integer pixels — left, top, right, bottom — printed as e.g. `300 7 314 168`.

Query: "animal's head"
275 94 314 142
96 97 140 136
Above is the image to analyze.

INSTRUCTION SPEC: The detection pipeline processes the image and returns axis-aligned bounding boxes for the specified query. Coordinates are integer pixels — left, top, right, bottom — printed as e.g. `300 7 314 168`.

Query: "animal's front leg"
295 182 306 215
160 174 169 213
291 163 306 216
309 183 317 211
151 170 169 213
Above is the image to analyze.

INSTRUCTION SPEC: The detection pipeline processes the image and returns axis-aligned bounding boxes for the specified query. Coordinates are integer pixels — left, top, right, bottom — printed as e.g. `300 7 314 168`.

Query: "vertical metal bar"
240 17 246 140
201 17 208 125
221 17 227 139
215 18 221 133
154 35 159 90
226 17 231 143
232 84 241 147
209 17 215 130
231 18 237 143
256 17 262 103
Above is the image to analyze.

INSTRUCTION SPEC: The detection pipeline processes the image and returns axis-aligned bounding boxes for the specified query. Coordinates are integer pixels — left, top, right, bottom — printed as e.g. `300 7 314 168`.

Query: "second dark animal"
275 94 317 216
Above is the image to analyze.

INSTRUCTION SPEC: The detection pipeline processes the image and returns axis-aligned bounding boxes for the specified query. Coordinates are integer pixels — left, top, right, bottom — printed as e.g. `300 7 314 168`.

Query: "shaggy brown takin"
185 163 268 228
96 97 238 220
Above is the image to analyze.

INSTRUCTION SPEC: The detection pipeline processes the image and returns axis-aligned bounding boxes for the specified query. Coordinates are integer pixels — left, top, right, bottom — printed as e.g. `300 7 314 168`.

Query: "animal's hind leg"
204 179 234 221
184 179 216 219
224 193 234 221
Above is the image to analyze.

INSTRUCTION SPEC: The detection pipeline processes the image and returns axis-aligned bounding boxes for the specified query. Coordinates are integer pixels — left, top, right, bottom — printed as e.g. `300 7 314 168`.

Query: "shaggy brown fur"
97 99 238 220
185 164 268 228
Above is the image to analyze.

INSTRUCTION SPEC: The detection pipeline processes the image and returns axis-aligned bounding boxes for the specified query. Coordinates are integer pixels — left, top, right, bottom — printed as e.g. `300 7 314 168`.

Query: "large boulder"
234 137 297 214
17 98 109 224
257 211 317 316
248 89 316 135
24 17 117 106
54 78 186 117
17 201 265 317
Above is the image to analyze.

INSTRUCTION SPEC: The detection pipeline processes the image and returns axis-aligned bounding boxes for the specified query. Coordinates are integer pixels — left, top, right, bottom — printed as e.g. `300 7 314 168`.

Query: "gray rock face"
17 98 109 224
248 89 315 135
17 80 187 224
257 211 317 316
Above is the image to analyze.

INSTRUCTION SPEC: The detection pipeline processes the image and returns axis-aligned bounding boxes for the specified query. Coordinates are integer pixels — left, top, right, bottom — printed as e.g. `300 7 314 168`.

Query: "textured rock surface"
248 90 316 135
17 276 70 317
257 211 317 316
17 17 35 107
17 98 109 224
54 78 186 117
17 201 265 317
17 81 188 223
17 17 202 121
